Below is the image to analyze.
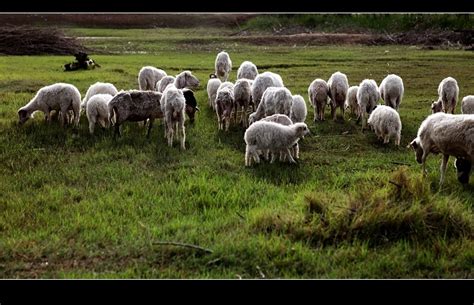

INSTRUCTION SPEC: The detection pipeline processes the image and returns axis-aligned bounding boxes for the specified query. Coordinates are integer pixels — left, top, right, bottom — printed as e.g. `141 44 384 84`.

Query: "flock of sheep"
16 51 474 186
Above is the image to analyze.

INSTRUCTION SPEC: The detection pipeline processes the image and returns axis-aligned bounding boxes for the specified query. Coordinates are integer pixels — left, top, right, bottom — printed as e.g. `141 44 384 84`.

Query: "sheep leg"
114 124 121 137
395 133 401 146
331 103 337 121
313 106 318 122
146 119 154 138
180 120 186 150
439 154 449 187
89 120 95 135
340 104 345 121
245 146 252 166
285 148 297 163
59 111 68 128
294 143 300 159
421 151 429 176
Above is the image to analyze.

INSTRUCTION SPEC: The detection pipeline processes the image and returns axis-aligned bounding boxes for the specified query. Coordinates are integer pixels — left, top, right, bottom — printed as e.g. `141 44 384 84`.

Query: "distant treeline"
0 14 472 32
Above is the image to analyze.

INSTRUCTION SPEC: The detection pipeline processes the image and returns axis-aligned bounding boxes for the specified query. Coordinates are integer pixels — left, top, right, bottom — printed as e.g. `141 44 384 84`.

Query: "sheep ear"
408 139 418 149
18 109 27 119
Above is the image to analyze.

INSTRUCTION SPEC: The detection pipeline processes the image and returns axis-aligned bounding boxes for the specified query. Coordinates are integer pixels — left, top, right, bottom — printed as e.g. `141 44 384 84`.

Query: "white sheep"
308 78 329 122
357 79 380 131
344 85 359 117
260 114 300 161
367 105 402 146
18 83 81 128
379 74 404 111
251 71 284 109
233 78 253 127
291 95 307 123
207 74 222 110
461 95 474 114
156 76 176 93
215 51 232 82
249 86 293 125
408 112 474 186
215 81 235 131
161 85 186 149
174 70 200 90
327 71 349 121
86 93 114 134
244 121 310 166
138 66 167 91
431 77 459 114
81 82 118 113
108 90 163 137
237 61 258 80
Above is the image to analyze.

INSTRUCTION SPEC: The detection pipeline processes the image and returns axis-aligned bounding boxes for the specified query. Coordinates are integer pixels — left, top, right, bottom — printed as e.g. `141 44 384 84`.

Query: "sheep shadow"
245 158 310 186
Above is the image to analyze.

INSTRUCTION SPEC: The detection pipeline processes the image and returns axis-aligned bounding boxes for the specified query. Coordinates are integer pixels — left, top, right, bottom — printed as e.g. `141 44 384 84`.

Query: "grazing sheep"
157 76 176 93
357 79 380 131
207 74 222 110
215 81 235 131
161 85 186 149
367 105 402 146
261 114 300 161
138 66 167 91
174 70 200 90
461 95 474 114
233 78 253 127
344 85 359 117
244 121 310 166
408 112 474 186
108 90 163 137
308 78 329 122
237 61 258 80
431 77 459 114
327 71 349 121
81 82 118 113
249 87 293 125
251 71 284 109
182 88 199 123
291 95 307 123
215 51 232 82
86 93 114 134
379 74 404 111
455 158 471 184
18 83 81 128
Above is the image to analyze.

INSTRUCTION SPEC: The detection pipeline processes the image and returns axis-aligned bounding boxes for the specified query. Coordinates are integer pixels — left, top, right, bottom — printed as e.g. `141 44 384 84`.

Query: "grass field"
0 28 473 278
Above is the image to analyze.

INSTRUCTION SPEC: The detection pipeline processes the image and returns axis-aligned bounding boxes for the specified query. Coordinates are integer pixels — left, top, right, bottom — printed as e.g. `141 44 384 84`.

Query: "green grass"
0 28 473 278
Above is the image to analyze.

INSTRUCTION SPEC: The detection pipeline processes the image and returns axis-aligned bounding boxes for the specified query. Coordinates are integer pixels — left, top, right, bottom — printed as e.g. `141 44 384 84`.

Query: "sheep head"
408 138 424 164
18 108 30 125
431 100 443 113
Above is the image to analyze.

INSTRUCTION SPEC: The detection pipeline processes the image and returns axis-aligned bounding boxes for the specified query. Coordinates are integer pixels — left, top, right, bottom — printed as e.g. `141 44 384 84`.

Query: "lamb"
156 76 176 93
367 105 402 146
379 74 404 111
214 51 232 82
249 87 293 125
81 82 118 113
174 70 200 90
18 83 81 128
357 79 380 131
327 71 349 121
86 93 114 134
138 66 167 91
461 95 474 114
344 85 359 117
108 90 163 138
215 81 235 131
233 78 253 127
251 71 284 108
244 121 310 166
237 61 258 80
161 84 186 149
408 112 474 186
291 95 307 123
182 88 199 123
455 158 471 184
207 74 222 110
308 78 329 122
431 77 459 114
260 114 300 161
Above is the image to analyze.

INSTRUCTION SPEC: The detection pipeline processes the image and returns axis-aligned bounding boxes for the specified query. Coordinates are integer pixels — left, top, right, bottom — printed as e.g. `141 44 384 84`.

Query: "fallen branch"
389 180 403 188
256 265 266 279
153 241 214 253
